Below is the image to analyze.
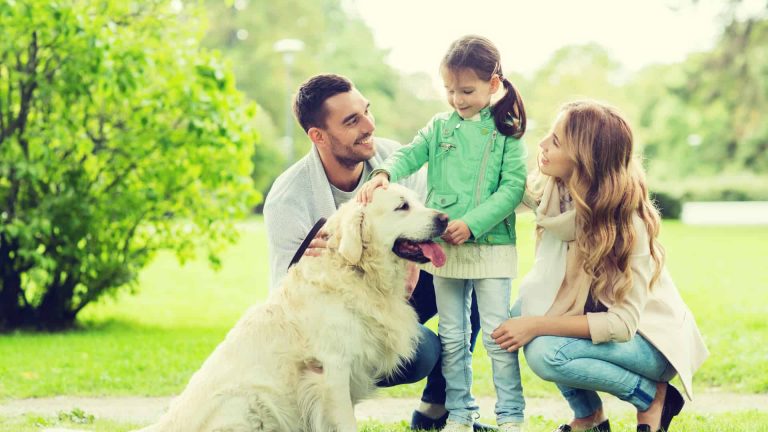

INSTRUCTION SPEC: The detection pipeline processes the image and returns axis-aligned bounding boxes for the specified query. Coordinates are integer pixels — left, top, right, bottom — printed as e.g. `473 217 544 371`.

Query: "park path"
1 390 767 426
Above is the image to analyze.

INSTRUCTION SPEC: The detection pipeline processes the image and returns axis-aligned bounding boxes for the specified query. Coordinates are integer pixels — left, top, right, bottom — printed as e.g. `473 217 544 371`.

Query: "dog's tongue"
418 242 446 267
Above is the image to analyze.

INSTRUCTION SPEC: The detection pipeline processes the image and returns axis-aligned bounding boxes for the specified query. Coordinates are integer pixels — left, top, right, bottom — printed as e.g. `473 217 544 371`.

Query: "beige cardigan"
584 215 709 400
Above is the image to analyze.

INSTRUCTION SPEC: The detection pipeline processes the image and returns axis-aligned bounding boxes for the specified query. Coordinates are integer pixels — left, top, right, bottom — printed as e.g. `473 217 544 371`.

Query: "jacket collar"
443 106 494 138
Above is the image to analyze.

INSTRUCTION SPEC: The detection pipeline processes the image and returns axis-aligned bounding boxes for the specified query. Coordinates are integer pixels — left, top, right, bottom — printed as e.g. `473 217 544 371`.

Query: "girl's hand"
441 220 471 245
356 172 389 204
491 316 541 352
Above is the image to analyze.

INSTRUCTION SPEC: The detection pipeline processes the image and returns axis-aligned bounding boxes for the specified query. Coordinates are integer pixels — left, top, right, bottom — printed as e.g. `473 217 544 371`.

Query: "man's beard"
330 133 373 170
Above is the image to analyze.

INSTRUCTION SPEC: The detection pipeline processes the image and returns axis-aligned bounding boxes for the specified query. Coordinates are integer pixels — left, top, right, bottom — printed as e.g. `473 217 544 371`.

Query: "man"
263 74 493 431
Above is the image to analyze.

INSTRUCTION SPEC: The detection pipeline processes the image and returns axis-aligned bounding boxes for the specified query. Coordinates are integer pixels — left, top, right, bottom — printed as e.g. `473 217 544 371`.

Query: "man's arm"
263 198 313 291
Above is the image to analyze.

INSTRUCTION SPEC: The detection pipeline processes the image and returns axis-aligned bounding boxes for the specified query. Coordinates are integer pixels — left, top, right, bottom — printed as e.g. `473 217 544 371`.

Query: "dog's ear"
337 204 366 265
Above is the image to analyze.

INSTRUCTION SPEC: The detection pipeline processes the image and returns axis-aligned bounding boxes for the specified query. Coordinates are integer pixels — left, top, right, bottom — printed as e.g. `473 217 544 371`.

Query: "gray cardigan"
263 138 426 291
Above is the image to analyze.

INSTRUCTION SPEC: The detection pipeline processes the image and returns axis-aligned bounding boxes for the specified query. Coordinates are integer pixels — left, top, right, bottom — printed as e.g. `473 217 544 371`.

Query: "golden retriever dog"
137 184 447 432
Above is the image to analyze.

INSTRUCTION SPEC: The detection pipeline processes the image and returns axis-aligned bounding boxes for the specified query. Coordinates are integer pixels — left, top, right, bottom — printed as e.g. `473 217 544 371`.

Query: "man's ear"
308 127 325 147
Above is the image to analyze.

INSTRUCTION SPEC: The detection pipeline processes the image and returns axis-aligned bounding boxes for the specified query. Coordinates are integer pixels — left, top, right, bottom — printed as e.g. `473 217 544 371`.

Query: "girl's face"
538 113 576 181
440 67 500 119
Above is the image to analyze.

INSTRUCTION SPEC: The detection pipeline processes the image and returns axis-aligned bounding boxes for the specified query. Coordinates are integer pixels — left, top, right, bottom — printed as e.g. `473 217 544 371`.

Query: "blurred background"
1 2 767 430
209 0 768 213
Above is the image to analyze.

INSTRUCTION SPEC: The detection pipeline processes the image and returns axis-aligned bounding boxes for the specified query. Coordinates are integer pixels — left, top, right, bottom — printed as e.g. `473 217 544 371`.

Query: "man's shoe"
554 419 610 432
411 409 449 431
473 420 499 431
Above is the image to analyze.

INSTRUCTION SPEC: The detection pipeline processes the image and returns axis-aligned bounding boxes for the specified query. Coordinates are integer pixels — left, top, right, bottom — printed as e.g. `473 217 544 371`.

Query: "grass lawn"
3 410 768 432
1 215 766 403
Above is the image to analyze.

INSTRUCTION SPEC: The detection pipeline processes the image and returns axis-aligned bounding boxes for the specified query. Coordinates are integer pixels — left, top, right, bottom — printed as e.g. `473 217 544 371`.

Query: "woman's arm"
491 314 591 352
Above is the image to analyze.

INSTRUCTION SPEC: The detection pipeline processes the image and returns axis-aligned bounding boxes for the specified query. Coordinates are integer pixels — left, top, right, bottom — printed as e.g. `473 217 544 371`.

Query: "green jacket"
378 107 527 245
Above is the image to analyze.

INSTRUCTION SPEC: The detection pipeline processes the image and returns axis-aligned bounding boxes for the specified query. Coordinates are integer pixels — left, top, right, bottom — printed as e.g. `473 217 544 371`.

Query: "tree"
201 0 445 159
514 43 634 162
633 12 768 178
0 0 261 330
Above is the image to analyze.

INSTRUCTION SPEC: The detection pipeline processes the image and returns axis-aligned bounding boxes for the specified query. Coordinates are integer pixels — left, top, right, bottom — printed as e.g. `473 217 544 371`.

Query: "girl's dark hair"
441 35 526 138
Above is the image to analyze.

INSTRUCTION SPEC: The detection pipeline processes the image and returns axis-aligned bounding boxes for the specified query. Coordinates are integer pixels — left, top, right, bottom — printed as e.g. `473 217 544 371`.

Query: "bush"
651 191 683 219
0 1 263 330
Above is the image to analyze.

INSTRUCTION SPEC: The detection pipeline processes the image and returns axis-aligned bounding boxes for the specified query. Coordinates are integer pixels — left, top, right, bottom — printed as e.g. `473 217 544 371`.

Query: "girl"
359 35 527 432
492 101 709 432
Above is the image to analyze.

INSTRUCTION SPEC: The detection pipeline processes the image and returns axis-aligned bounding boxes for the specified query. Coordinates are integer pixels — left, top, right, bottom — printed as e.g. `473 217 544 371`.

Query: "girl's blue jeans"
523 331 676 418
434 276 525 425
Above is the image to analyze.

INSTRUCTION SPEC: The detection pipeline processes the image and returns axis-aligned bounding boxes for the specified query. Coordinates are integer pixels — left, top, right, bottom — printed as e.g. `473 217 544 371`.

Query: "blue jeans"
378 271 482 404
524 334 675 418
434 276 524 425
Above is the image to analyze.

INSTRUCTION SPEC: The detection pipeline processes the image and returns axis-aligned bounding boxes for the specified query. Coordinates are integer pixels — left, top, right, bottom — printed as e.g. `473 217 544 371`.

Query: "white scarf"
518 177 583 316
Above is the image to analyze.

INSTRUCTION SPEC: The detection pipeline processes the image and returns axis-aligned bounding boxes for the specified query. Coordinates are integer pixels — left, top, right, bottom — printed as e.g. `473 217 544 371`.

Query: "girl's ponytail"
493 76 526 139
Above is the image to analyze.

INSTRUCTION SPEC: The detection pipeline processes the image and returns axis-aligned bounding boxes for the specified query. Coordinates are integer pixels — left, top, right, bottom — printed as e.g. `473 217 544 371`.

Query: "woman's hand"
491 316 542 352
442 220 471 245
357 172 389 204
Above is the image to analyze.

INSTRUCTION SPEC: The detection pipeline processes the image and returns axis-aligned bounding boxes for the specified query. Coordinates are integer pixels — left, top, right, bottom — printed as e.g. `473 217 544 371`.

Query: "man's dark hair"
293 74 353 133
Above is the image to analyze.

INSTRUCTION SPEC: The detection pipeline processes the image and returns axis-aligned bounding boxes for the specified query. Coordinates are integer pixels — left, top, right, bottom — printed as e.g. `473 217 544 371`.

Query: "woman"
491 101 708 432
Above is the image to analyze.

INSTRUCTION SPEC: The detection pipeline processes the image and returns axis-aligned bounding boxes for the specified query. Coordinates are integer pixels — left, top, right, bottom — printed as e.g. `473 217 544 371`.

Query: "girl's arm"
374 115 439 183
491 315 590 352
461 135 527 238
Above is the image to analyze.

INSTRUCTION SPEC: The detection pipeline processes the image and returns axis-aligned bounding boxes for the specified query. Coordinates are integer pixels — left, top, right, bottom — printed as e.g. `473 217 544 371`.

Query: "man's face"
317 88 376 168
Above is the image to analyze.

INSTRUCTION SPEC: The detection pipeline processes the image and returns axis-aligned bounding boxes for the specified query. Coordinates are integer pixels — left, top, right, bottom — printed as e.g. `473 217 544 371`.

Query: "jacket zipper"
474 130 497 206
439 143 455 187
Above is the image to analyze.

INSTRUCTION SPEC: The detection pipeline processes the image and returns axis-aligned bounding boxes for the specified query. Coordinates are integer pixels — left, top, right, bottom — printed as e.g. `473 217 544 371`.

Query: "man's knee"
394 325 441 385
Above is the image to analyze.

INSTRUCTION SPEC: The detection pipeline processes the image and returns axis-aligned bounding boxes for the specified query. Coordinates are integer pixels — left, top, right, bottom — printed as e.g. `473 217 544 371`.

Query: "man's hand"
304 229 329 257
356 172 389 204
405 262 419 299
491 316 542 352
441 220 471 245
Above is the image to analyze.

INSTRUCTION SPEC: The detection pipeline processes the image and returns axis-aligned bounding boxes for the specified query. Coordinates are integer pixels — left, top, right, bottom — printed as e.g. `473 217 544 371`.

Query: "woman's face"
538 113 575 181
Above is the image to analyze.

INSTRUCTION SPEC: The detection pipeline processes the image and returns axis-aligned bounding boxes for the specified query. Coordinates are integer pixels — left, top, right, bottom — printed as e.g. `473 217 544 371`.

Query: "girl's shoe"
499 422 523 432
554 419 611 432
637 384 684 432
443 420 473 432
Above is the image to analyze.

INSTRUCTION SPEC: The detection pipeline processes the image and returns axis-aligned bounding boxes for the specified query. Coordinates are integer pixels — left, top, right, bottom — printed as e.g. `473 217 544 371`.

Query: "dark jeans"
377 271 481 405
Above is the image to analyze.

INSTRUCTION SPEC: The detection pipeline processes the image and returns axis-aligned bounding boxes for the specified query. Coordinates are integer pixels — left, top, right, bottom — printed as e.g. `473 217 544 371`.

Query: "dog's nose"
434 212 449 234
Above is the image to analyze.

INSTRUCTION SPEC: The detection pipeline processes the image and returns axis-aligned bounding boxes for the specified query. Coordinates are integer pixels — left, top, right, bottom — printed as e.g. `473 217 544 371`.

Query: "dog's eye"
395 201 409 211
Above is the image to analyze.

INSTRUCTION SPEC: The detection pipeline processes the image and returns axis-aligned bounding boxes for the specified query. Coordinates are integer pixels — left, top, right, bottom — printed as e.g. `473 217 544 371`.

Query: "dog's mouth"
392 239 446 267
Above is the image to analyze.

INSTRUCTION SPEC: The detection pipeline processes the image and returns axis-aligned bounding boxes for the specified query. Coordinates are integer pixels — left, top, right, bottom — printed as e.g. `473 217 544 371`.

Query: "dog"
137 184 448 432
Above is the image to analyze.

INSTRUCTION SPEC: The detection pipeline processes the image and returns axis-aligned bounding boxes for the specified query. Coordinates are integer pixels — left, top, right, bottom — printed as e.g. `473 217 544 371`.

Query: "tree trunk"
0 235 29 329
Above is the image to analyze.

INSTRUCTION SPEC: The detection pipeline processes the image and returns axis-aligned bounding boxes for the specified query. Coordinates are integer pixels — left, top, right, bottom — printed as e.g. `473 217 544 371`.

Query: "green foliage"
650 190 683 219
201 0 445 160
58 408 94 425
511 43 637 167
634 17 768 179
0 0 261 330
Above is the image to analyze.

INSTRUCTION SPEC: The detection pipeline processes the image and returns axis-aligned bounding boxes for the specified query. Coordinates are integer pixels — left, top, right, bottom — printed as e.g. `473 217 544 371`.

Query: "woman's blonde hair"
560 100 664 303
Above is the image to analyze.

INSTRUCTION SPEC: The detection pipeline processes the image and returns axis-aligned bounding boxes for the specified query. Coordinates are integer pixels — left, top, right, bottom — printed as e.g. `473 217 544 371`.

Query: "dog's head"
326 184 447 267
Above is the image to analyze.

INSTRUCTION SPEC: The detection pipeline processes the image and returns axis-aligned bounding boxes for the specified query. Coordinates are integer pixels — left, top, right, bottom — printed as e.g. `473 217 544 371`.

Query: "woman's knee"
524 336 569 382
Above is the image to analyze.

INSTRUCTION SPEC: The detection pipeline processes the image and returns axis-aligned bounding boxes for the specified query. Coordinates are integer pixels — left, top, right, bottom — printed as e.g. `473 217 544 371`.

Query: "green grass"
0 216 767 401
3 410 768 432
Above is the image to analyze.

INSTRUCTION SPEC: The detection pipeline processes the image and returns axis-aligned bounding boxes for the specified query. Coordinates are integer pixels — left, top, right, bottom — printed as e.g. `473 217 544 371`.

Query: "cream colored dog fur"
137 184 447 432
